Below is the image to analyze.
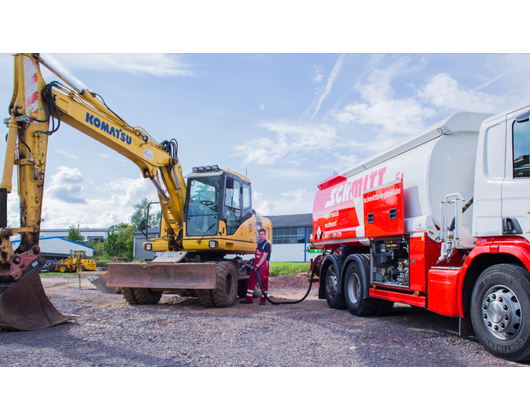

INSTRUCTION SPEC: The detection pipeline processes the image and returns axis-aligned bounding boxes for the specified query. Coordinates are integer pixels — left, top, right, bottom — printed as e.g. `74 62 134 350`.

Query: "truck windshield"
186 176 220 236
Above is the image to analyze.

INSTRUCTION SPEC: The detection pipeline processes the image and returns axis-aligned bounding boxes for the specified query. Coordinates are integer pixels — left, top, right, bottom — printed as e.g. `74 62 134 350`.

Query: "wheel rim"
481 285 522 340
326 269 338 299
346 272 361 304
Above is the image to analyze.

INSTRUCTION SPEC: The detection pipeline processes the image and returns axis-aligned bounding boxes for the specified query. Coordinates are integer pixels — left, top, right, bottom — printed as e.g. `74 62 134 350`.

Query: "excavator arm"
1 54 187 257
0 53 187 330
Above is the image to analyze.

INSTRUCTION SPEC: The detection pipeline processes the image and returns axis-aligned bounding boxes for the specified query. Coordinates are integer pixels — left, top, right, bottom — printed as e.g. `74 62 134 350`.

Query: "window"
243 184 251 209
272 227 312 244
225 178 241 235
186 176 220 236
225 179 240 209
513 118 530 178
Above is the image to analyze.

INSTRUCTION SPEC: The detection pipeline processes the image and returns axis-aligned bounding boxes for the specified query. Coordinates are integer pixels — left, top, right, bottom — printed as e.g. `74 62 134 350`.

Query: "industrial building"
11 236 94 260
40 228 108 242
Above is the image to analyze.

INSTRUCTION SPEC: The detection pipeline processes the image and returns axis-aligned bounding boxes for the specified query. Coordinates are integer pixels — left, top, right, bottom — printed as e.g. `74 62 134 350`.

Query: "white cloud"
233 122 338 165
418 72 511 113
259 103 266 111
321 153 360 173
303 54 346 124
33 171 159 228
332 58 435 137
311 65 324 84
254 188 313 216
56 149 79 159
42 53 197 82
46 167 86 204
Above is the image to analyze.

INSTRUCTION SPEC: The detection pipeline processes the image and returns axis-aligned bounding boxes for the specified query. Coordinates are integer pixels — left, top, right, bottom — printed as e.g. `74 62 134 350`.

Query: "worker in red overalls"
240 228 271 306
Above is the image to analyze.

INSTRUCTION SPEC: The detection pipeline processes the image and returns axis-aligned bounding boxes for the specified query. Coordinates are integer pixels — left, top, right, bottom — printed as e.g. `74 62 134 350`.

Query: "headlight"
209 240 218 248
145 243 152 251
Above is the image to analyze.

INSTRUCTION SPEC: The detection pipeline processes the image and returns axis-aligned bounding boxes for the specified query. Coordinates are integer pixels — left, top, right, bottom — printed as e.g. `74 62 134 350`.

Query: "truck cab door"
501 106 530 238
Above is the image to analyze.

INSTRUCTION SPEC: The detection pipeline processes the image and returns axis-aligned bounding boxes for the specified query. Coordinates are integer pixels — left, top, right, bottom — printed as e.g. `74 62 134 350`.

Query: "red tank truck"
311 106 530 362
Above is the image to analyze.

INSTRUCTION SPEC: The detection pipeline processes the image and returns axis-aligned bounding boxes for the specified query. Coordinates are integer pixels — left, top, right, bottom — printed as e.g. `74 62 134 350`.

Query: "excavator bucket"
0 272 74 331
88 272 120 294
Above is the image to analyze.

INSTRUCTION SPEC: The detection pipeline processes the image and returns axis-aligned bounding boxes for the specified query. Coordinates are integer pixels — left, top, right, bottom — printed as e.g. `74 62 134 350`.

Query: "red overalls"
245 242 270 303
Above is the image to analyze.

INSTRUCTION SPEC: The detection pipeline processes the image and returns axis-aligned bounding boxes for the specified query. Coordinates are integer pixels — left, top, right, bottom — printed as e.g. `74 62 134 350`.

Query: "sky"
2 52 530 229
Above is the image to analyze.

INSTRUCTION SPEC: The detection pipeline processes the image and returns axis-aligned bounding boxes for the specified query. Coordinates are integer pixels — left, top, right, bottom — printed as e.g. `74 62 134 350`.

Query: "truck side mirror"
226 178 234 189
139 218 148 231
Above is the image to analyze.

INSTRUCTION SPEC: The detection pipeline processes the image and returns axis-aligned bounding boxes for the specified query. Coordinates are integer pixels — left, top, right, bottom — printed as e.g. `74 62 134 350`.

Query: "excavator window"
225 178 241 235
186 176 220 236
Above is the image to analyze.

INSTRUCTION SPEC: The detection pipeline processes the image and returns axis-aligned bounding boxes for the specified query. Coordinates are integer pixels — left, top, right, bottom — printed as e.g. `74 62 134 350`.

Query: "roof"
264 213 312 228
11 236 94 249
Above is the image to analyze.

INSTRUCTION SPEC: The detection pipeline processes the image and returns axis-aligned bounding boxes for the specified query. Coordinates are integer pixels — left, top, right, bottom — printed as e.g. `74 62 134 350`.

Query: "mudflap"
0 272 74 331
106 261 217 290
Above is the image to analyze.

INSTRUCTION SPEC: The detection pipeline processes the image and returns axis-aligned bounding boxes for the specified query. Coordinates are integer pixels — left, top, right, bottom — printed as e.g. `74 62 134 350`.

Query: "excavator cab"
184 166 253 240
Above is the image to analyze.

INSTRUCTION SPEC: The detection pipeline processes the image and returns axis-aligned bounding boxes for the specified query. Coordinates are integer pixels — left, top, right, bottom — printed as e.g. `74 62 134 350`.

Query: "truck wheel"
212 262 237 307
343 262 377 316
324 265 343 309
470 264 530 362
58 264 68 273
77 266 85 272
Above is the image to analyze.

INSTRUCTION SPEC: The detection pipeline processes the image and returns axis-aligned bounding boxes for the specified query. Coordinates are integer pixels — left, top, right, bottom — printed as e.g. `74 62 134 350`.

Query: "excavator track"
0 272 74 331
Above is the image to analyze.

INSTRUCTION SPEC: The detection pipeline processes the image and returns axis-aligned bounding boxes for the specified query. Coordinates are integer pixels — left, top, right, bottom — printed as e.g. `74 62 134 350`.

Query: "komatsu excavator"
0 53 271 331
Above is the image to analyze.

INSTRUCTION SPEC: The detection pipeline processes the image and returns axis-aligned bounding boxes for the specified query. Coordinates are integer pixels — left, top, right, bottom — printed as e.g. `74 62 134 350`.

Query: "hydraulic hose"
253 259 319 305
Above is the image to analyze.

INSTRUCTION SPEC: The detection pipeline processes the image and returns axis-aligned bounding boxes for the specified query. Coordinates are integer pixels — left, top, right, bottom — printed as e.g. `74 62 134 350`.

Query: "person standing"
240 228 271 305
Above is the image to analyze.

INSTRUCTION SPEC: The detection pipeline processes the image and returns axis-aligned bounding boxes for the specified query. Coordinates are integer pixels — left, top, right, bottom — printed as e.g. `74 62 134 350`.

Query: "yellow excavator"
0 53 271 331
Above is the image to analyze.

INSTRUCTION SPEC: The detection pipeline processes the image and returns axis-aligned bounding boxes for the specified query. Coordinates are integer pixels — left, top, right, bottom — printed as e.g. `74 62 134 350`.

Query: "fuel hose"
253 259 319 305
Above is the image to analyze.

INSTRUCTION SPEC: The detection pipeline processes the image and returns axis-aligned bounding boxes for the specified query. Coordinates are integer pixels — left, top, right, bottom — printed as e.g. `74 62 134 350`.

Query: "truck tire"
470 263 530 362
58 264 68 273
343 261 377 316
324 264 343 309
212 261 237 307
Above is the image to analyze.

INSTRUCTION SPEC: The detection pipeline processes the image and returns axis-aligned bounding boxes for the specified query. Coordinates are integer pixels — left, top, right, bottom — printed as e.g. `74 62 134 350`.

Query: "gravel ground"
0 273 526 367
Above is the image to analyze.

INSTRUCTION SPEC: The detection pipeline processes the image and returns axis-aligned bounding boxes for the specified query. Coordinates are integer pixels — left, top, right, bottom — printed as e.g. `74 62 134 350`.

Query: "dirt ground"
0 273 525 367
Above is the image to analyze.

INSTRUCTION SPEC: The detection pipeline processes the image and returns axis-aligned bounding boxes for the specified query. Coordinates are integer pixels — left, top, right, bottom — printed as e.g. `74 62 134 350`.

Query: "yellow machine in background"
0 53 271 331
52 250 97 273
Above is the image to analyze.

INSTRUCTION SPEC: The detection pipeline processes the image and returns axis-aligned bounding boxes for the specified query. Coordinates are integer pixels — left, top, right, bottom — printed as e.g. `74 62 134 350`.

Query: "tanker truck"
311 104 530 362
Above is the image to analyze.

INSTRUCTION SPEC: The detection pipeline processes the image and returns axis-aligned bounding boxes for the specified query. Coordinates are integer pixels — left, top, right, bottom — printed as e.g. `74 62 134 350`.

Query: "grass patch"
269 262 310 277
40 261 311 276
41 272 78 276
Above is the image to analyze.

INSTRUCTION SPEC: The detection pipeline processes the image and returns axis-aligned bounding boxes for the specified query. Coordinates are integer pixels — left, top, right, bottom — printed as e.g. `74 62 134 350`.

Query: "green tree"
131 198 161 231
66 224 84 243
103 223 135 260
